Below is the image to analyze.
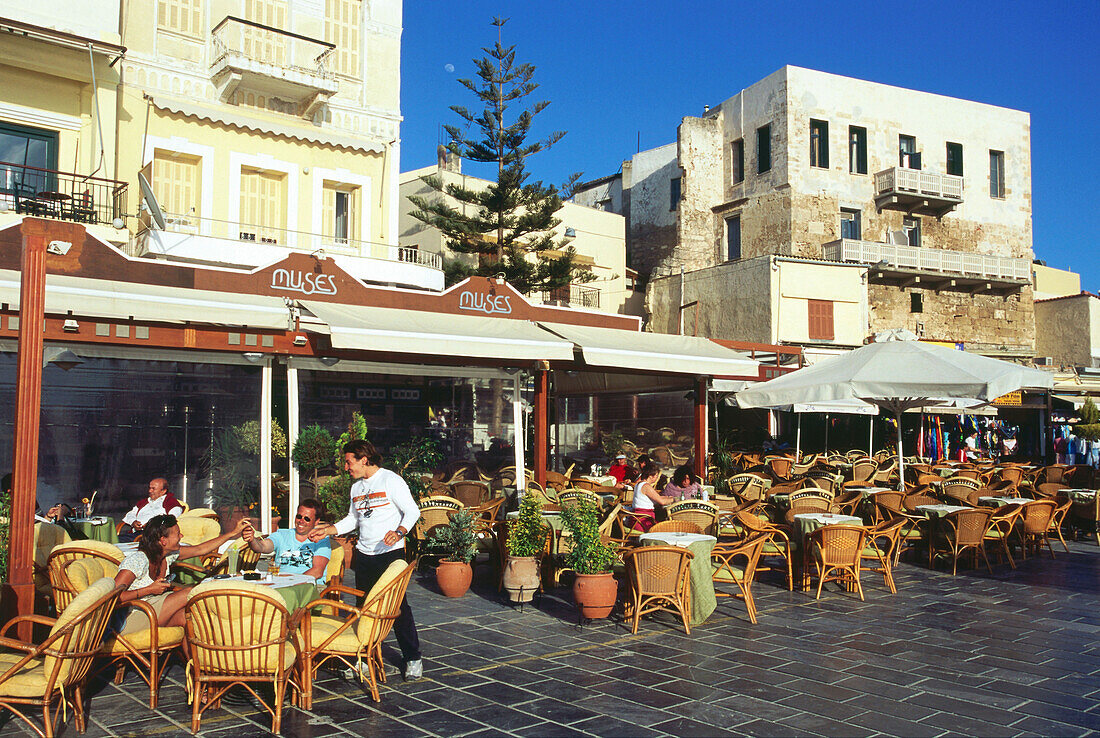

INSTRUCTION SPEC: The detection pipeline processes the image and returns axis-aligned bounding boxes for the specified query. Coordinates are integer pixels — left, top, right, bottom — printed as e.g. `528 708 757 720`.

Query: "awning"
1052 394 1086 410
302 301 575 362
0 271 292 329
538 322 759 377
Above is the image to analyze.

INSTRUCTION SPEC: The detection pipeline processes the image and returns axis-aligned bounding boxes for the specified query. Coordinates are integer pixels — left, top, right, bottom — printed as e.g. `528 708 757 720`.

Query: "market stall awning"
538 322 759 377
302 301 575 362
0 270 293 329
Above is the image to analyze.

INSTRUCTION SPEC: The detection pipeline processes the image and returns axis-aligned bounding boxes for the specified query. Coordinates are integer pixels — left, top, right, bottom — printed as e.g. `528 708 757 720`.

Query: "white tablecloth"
916 504 971 517
637 531 716 548
226 572 313 587
978 496 1031 506
793 513 861 527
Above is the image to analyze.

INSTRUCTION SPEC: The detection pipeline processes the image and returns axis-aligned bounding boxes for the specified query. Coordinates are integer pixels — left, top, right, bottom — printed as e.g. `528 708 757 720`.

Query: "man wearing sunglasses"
242 497 330 583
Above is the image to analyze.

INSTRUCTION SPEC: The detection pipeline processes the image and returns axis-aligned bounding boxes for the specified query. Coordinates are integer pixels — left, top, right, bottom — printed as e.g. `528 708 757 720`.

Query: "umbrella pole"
869 416 873 456
824 414 830 455
896 408 905 492
796 414 802 460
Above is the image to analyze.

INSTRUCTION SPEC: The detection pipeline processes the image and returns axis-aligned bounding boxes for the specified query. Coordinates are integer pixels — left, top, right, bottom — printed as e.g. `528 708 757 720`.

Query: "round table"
915 504 971 520
792 513 862 590
977 496 1031 508
223 572 319 610
68 516 117 543
637 531 717 626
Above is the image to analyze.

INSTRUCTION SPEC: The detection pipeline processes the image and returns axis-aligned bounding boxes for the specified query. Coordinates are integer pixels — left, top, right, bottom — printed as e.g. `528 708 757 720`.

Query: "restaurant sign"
992 390 1022 407
457 288 512 316
270 268 338 296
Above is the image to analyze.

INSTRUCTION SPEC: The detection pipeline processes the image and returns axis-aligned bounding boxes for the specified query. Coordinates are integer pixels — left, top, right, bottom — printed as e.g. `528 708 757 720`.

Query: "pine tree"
409 17 589 294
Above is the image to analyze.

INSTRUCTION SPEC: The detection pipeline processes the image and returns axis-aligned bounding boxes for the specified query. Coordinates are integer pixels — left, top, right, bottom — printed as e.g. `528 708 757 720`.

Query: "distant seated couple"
630 463 703 532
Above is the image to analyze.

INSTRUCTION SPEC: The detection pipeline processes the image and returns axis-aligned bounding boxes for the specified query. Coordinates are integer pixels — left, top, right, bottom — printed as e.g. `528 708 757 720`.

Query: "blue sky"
401 1 1099 286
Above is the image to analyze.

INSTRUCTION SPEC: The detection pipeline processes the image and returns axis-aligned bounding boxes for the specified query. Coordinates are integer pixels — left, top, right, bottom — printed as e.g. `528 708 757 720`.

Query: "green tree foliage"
291 424 335 486
428 508 478 563
1075 397 1100 441
317 412 370 521
507 488 548 557
408 16 590 294
388 437 445 504
559 498 617 575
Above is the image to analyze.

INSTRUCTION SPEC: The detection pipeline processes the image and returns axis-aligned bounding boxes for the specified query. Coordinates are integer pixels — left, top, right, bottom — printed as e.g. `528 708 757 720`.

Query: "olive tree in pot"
503 490 548 603
559 498 619 619
428 509 477 597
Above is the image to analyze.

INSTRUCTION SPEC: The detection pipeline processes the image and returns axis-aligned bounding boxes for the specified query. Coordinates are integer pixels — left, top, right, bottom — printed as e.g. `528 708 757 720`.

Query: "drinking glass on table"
268 557 281 576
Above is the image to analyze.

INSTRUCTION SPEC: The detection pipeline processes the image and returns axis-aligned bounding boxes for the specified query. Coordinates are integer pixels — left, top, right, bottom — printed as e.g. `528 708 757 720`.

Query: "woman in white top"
114 514 249 634
631 462 677 532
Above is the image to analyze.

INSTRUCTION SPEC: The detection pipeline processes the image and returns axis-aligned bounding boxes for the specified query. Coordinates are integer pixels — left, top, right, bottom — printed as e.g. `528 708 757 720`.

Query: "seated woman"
662 464 702 502
113 514 249 634
631 462 677 532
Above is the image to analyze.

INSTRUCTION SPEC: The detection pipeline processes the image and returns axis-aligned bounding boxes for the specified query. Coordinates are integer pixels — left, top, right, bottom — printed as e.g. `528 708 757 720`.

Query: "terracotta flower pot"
436 559 473 598
573 572 617 619
502 556 540 603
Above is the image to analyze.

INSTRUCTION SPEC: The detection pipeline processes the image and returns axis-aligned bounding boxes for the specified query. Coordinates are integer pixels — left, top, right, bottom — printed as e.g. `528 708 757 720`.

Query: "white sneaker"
342 661 370 680
404 659 423 681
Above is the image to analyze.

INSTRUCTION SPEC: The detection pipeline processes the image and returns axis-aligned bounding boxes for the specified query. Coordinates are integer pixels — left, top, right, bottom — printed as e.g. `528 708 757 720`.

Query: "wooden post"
533 366 548 488
694 377 708 480
9 219 62 637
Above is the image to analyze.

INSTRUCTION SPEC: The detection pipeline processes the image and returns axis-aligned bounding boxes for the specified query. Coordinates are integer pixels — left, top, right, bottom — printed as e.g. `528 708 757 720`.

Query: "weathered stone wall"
868 283 1035 350
646 256 773 342
1034 295 1096 367
677 115 724 271
624 143 678 280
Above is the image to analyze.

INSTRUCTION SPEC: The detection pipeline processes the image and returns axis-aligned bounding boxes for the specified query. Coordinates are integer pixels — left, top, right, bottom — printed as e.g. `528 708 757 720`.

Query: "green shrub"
429 508 478 563
507 489 548 557
559 498 617 575
292 424 335 485
1076 398 1100 441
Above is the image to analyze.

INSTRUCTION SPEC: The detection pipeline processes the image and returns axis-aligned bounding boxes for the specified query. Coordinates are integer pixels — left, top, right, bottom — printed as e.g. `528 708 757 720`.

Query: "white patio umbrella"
735 338 1054 490
723 395 877 458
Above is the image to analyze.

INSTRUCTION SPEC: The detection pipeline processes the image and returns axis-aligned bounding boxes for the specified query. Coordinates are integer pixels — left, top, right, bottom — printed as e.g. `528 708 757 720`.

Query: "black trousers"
352 547 421 662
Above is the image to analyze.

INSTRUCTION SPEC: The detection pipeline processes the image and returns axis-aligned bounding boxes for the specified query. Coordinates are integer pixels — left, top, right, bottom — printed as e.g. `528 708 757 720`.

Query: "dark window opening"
731 139 744 183
670 176 681 210
810 119 829 168
725 215 741 261
990 150 1005 198
911 292 923 313
848 126 867 174
840 208 861 240
946 142 964 177
899 134 920 169
757 124 771 173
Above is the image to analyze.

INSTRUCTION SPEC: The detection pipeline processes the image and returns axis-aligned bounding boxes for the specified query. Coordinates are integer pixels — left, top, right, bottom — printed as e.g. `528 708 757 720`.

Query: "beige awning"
538 322 759 377
0 271 292 329
302 301 575 362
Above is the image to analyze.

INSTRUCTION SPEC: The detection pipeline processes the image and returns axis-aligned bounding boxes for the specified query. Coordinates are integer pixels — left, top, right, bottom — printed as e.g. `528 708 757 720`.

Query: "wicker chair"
558 489 603 508
0 577 120 738
411 496 464 549
64 558 185 709
666 500 720 537
649 520 703 535
984 503 1020 569
46 541 125 611
1039 465 1070 485
468 497 506 524
902 493 940 514
929 508 994 575
735 511 793 590
1070 491 1100 545
1048 496 1072 553
850 458 879 482
873 457 898 486
544 471 571 492
568 478 604 493
184 580 301 733
806 524 867 600
710 532 768 623
1015 499 1058 560
861 517 906 594
991 466 1025 492
33 523 71 604
622 546 694 634
450 481 491 508
764 455 794 480
297 559 416 706
784 494 831 526
941 477 981 505
727 473 769 502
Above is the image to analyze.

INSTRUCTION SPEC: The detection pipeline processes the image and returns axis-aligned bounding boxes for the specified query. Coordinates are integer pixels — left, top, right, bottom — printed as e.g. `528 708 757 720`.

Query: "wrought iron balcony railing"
0 161 128 226
536 283 601 310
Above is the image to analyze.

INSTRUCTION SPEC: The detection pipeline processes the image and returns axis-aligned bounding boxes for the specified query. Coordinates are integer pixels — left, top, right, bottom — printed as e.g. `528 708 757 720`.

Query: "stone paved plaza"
4 540 1100 737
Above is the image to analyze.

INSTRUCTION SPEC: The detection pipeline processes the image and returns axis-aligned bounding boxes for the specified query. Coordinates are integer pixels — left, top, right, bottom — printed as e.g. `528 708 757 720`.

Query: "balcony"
133 213 444 291
535 283 602 310
874 166 963 218
822 238 1031 294
210 16 338 117
0 161 127 226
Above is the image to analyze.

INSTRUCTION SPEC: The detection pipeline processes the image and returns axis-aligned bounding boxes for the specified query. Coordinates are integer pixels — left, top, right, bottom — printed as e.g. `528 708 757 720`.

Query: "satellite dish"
137 172 167 230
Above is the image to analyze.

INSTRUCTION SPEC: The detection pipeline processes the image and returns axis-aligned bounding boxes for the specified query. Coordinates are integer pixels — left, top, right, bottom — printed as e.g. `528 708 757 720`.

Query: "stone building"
1034 293 1100 369
579 66 1036 357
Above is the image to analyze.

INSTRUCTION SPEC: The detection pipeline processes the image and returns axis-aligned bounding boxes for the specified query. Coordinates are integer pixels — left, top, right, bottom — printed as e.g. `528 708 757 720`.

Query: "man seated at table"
119 478 183 542
241 498 331 583
608 454 630 484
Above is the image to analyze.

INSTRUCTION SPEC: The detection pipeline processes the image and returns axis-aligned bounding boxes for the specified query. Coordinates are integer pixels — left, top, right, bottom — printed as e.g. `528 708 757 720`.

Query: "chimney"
437 145 461 173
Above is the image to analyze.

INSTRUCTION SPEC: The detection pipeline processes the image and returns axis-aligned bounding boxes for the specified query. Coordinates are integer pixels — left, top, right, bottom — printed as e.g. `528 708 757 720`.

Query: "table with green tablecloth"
68 517 117 543
977 496 1031 508
1067 489 1097 504
637 531 717 625
792 512 862 591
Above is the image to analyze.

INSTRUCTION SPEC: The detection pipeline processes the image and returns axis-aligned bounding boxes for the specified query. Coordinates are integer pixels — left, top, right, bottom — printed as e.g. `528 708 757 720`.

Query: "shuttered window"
243 0 288 64
239 167 286 244
152 151 201 224
322 183 357 242
325 0 361 77
807 299 834 341
158 0 202 37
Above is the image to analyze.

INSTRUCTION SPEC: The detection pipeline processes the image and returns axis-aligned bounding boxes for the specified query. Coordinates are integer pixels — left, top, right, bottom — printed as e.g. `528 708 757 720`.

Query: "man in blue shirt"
243 498 331 582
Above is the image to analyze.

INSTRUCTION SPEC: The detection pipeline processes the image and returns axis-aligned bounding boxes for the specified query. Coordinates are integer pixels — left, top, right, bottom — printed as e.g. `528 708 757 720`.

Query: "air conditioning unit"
1037 356 1053 366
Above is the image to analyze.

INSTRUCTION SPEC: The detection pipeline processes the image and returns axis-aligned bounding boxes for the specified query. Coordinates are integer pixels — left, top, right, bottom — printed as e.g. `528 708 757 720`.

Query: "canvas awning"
0 270 293 329
302 301 575 362
538 322 759 377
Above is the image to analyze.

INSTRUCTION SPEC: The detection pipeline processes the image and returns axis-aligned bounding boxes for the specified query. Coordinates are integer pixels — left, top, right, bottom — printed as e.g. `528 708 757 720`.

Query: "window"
243 0 288 64
669 176 681 210
810 119 829 168
239 166 286 243
731 139 744 183
848 126 867 174
325 0 360 77
840 208 861 240
157 0 202 37
152 150 201 223
902 216 921 247
946 142 964 177
910 292 923 313
725 215 741 261
757 124 771 173
807 299 834 341
323 183 357 243
899 135 920 169
989 150 1005 198
0 121 58 194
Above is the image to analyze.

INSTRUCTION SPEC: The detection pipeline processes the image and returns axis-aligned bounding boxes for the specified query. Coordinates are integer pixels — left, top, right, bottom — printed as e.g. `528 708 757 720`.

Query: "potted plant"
292 423 335 491
559 498 619 619
428 508 477 597
504 489 548 603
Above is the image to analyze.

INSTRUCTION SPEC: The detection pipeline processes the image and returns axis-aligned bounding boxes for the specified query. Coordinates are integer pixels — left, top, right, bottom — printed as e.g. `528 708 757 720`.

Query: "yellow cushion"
325 544 345 581
66 558 120 591
177 517 220 545
179 508 219 520
102 626 185 653
50 539 126 565
33 523 71 568
38 577 116 685
303 614 365 654
356 559 407 643
0 657 50 697
187 580 294 674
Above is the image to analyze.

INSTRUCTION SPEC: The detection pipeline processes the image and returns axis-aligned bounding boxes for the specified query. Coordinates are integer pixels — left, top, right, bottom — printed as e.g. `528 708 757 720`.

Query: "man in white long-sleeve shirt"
309 440 423 680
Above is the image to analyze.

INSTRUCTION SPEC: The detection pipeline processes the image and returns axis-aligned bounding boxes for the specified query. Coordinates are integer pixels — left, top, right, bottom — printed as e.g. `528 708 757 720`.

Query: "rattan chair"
666 500 720 537
622 545 694 634
1048 496 1072 553
1070 491 1100 545
710 532 768 623
298 559 416 706
727 473 770 502
850 457 879 483
929 508 994 575
0 577 120 738
411 496 464 548
784 494 831 525
184 580 301 733
33 523 71 604
569 478 604 493
764 455 794 480
806 524 867 600
735 510 793 590
1015 499 1058 560
984 503 1020 569
558 489 604 508
941 476 981 505
450 480 491 508
544 470 571 492
179 507 220 520
648 520 703 535
860 517 906 594
45 541 125 611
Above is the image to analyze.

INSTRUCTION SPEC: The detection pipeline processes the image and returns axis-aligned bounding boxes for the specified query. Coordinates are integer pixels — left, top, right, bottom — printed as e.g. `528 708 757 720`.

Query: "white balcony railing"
823 239 1031 282
211 16 335 82
875 167 964 202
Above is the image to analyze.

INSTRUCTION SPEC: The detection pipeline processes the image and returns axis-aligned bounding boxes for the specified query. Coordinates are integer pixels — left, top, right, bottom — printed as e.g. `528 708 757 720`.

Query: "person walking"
309 440 423 680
